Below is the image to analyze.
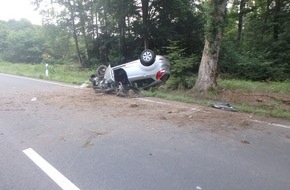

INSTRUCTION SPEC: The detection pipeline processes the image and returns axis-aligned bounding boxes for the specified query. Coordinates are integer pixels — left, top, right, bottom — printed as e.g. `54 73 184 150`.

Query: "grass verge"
144 81 290 120
0 62 91 85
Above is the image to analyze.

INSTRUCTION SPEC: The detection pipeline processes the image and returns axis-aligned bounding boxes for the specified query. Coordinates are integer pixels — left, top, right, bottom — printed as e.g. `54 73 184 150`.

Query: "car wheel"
140 49 156 66
96 65 107 77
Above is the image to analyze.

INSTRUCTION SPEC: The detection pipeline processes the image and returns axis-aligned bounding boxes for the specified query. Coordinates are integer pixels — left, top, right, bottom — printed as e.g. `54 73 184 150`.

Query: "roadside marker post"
45 64 49 77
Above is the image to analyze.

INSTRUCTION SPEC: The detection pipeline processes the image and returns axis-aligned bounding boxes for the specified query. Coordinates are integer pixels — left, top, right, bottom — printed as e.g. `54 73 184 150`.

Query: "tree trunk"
79 2 90 62
194 0 227 92
141 0 149 49
273 0 281 40
237 0 246 48
67 0 83 67
195 39 219 91
119 16 126 62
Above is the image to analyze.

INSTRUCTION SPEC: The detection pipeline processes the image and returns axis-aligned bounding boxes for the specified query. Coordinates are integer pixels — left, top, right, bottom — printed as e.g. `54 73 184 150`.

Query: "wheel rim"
142 51 152 62
99 68 106 75
97 66 106 76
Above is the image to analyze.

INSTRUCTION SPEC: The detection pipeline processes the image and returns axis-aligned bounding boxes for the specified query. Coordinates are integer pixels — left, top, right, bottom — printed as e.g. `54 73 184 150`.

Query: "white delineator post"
45 64 49 77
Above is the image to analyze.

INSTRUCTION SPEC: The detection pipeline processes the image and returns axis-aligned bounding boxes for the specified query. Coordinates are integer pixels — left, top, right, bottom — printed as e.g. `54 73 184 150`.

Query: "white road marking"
137 98 169 105
251 119 290 129
137 98 290 130
23 148 80 190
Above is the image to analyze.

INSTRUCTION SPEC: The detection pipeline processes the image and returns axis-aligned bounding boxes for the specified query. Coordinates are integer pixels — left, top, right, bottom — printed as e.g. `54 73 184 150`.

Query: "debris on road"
80 82 91 88
31 97 37 102
211 102 237 112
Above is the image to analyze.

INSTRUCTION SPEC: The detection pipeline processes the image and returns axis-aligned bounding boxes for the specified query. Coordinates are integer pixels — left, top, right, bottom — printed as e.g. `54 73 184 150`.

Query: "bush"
220 43 288 81
165 42 200 89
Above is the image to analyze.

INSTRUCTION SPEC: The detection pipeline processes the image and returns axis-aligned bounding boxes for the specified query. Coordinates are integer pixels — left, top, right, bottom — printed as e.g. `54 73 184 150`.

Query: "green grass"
0 62 92 85
1 61 289 120
219 79 290 93
144 81 290 120
142 89 209 105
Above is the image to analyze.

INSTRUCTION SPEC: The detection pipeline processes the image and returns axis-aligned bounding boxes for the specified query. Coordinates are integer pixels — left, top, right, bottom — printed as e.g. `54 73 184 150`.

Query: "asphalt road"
1 73 290 190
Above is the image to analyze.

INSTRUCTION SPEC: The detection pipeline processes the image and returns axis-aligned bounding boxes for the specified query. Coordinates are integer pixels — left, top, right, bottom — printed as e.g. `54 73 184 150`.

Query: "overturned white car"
90 49 170 96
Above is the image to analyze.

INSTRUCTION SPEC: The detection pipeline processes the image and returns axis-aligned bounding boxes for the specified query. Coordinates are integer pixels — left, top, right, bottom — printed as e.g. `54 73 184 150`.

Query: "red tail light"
156 70 166 80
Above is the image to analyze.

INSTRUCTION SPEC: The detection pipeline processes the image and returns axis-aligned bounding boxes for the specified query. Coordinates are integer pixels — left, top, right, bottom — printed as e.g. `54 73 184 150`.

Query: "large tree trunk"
195 39 219 91
194 0 227 92
141 0 149 49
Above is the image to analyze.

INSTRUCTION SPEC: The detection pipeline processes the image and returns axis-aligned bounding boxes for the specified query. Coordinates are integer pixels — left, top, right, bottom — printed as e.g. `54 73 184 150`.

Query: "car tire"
96 65 107 77
140 49 156 66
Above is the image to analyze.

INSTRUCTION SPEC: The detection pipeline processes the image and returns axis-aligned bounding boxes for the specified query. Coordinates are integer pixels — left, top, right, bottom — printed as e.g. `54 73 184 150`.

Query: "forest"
0 0 289 89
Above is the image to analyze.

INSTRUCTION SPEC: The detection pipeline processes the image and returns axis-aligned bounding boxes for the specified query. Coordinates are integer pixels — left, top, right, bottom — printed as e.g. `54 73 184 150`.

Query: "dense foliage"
220 0 290 81
0 0 289 85
0 19 44 63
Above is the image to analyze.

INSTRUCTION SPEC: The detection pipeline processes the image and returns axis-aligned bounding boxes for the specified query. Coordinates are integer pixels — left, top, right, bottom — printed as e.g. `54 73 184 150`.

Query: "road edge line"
0 73 80 89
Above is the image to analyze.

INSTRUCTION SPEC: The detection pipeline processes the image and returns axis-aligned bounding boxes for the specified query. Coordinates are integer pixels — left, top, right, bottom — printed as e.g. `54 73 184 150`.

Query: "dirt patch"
39 87 290 136
217 89 290 112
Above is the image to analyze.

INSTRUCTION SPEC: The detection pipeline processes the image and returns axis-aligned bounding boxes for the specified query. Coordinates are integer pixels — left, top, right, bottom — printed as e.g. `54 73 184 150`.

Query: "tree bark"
237 0 246 48
273 0 281 40
118 16 126 62
67 0 83 67
194 0 227 92
141 0 149 49
78 1 90 62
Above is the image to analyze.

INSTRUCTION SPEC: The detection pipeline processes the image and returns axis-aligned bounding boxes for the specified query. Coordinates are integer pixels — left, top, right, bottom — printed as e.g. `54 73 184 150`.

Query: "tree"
0 20 44 63
65 0 83 66
194 0 228 91
0 21 9 54
220 0 290 81
237 0 246 48
41 24 71 59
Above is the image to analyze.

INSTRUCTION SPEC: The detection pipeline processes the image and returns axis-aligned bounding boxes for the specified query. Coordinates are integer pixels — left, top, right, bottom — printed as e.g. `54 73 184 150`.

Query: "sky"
0 0 42 25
